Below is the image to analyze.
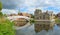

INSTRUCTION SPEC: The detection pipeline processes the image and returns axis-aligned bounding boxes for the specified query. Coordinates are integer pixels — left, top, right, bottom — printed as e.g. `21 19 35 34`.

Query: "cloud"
1 0 23 9
1 0 60 14
19 0 60 14
2 9 18 14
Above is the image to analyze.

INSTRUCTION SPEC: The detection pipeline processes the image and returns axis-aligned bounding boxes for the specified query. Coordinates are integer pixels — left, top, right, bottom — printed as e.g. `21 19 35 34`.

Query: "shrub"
0 18 15 35
55 18 60 23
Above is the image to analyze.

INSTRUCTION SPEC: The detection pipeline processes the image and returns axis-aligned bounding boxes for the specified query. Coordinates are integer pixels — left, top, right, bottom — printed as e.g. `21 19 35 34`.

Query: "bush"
0 18 15 35
55 18 60 23
30 19 35 24
0 12 3 17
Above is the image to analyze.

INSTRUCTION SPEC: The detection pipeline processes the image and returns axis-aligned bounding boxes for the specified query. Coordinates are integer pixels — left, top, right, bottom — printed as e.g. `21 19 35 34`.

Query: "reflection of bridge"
7 16 31 30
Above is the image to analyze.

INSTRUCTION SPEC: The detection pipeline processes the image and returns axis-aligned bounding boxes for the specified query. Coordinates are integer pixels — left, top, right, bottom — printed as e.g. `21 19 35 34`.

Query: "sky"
1 0 60 14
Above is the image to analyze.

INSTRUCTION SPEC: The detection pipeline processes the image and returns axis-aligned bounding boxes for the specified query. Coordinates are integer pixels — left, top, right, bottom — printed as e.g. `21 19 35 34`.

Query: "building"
34 9 54 32
57 13 60 19
6 12 31 18
34 9 54 20
18 13 31 18
9 14 18 16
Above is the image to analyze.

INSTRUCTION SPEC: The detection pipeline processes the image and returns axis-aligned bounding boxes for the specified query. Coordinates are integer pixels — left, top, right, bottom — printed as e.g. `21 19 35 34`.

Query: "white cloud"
1 0 60 14
2 0 60 8
2 9 18 14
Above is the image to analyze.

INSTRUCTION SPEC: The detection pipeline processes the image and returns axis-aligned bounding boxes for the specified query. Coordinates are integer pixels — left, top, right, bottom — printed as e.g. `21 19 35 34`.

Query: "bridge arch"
7 16 30 21
7 16 31 30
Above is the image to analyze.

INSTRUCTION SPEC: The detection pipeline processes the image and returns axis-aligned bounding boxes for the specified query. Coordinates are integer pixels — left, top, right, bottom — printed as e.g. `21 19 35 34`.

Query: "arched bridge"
7 16 31 30
7 16 30 21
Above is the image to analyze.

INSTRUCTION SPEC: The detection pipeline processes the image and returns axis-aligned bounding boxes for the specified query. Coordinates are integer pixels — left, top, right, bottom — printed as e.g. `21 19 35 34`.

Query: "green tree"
30 14 34 18
0 2 2 11
4 14 7 17
55 15 58 19
0 2 3 17
55 18 60 23
0 12 3 17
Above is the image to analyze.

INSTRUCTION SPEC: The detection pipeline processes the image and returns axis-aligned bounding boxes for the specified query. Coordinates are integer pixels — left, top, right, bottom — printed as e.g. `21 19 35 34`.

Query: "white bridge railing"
7 16 30 21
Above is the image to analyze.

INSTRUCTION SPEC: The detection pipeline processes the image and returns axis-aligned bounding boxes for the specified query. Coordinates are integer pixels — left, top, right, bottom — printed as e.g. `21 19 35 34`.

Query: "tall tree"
0 2 2 11
0 2 3 17
30 14 34 18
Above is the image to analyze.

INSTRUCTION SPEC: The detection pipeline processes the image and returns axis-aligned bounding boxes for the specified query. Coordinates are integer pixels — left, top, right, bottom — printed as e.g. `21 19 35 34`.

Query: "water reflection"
56 24 60 27
16 24 60 35
34 21 54 33
34 23 53 33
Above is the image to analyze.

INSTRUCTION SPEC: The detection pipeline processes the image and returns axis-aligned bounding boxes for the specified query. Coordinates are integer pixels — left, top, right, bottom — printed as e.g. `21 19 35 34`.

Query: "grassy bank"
0 12 15 35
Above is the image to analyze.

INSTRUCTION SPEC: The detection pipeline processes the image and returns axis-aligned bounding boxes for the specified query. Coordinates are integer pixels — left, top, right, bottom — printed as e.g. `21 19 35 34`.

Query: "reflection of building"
35 23 53 32
34 9 54 32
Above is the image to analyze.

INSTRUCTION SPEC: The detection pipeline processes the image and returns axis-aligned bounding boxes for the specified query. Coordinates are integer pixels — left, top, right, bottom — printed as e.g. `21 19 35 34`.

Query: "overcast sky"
1 0 60 14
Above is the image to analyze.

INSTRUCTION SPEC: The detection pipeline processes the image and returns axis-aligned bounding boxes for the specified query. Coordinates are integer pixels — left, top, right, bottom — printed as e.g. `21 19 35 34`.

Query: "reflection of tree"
57 24 60 27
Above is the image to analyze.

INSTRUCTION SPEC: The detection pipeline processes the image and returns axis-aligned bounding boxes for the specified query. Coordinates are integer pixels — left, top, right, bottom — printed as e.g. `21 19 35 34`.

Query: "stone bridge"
7 16 31 30
7 16 30 21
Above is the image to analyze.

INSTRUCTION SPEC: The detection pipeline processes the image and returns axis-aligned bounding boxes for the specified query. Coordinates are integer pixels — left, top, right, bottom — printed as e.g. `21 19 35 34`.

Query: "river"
16 24 60 35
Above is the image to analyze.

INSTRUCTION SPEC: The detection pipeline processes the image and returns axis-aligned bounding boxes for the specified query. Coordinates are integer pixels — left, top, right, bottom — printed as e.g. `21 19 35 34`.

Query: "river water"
16 24 60 35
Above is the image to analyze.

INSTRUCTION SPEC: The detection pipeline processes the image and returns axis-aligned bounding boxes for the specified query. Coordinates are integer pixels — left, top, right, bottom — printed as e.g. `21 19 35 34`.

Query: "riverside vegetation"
0 2 15 35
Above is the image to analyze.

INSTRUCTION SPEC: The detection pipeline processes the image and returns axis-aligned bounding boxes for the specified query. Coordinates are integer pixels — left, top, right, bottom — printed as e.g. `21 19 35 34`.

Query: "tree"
55 18 60 23
0 2 2 11
0 2 3 17
30 14 34 18
4 14 7 17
